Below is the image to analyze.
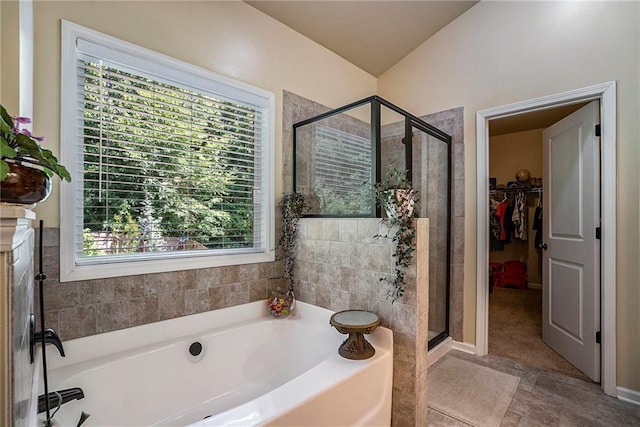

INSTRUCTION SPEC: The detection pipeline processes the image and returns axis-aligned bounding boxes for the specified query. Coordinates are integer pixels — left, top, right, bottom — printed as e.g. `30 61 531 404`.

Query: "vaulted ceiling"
245 1 478 77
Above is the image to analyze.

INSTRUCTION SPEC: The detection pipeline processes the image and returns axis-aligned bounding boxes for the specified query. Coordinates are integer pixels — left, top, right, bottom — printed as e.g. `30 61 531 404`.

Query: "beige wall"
378 1 640 390
489 129 543 284
31 0 376 225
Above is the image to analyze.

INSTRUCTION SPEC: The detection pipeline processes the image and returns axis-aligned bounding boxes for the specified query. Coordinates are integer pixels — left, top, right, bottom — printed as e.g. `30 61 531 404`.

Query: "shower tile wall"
421 108 465 341
35 228 275 340
380 121 452 339
295 218 430 426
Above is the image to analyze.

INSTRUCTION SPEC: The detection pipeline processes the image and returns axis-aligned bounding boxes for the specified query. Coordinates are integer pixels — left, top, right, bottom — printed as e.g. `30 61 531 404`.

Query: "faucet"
33 328 66 357
38 388 85 414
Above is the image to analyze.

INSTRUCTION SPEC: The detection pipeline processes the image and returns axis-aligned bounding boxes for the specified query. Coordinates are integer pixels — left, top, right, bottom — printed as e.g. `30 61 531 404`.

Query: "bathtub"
38 301 393 426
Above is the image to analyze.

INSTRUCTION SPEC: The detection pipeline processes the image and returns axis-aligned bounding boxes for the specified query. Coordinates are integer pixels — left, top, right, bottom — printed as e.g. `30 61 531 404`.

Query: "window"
313 125 372 214
60 21 275 281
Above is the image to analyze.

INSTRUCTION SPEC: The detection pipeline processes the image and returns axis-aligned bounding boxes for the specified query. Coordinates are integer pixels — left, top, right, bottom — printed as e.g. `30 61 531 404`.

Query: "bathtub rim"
44 300 344 370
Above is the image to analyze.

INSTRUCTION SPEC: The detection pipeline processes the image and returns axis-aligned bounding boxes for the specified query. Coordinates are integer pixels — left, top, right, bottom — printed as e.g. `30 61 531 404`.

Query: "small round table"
329 310 380 360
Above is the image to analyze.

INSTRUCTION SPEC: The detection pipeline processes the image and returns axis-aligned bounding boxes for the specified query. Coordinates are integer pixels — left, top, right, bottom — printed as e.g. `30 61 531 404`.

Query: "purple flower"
11 116 45 141
12 116 32 124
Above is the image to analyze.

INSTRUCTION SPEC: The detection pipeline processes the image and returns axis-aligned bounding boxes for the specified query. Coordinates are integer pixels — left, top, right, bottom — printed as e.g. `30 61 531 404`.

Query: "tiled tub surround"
296 218 430 426
35 228 277 341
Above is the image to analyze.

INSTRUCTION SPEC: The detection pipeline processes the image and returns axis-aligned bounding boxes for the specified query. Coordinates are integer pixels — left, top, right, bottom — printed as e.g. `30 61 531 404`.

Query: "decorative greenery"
0 104 71 182
373 164 418 303
278 192 306 292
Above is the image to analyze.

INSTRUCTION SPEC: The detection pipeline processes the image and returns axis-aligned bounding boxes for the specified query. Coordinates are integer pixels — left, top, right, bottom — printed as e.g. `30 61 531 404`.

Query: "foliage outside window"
60 22 274 281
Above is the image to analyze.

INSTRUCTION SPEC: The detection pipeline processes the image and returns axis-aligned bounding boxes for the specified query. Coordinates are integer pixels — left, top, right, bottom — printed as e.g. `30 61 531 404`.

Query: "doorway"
486 102 592 381
475 82 617 396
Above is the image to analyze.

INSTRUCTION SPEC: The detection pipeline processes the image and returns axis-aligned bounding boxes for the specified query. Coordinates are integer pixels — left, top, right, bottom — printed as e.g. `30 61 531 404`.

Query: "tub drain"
189 342 203 356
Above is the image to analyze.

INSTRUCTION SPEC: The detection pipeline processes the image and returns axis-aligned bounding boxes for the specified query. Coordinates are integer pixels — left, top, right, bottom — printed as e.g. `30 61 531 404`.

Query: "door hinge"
596 331 601 344
595 124 601 137
596 227 601 240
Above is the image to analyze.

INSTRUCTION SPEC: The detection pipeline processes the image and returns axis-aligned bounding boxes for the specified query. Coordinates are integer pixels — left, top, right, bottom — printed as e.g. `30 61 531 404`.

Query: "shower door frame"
292 95 452 350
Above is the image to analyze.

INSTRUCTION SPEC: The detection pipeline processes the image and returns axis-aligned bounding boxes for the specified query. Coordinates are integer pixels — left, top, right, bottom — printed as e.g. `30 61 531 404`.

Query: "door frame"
475 81 617 396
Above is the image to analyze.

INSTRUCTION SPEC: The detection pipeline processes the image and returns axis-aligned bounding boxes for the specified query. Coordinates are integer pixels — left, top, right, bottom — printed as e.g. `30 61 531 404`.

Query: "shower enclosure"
293 96 451 349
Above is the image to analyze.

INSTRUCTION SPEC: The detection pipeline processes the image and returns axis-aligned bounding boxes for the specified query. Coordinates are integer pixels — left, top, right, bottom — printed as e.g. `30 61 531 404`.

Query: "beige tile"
219 266 239 286
209 286 229 310
195 267 220 289
58 305 96 340
391 386 415 425
130 296 159 325
322 219 339 241
43 281 79 310
113 276 145 299
306 219 323 240
356 219 379 243
249 279 267 302
183 289 208 315
96 301 130 333
338 219 358 242
80 280 115 305
227 283 250 306
157 292 184 321
238 263 259 283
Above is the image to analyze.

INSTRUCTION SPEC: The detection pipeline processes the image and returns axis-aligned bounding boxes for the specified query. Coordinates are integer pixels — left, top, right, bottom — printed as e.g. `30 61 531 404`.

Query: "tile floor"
428 350 640 426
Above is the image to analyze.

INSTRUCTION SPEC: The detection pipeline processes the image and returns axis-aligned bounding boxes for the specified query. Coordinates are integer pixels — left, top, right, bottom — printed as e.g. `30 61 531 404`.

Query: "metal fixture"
33 329 66 357
38 388 85 414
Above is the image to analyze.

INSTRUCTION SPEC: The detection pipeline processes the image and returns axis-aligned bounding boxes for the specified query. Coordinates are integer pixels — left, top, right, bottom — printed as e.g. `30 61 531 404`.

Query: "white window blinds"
61 22 274 279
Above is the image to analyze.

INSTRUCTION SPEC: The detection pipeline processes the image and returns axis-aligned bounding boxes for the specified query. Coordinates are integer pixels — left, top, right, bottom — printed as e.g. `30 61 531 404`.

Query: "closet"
488 129 543 289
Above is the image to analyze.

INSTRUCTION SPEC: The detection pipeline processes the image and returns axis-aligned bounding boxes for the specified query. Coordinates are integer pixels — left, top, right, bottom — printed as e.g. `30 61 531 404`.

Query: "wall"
31 0 377 225
378 0 640 391
489 129 543 284
26 1 375 338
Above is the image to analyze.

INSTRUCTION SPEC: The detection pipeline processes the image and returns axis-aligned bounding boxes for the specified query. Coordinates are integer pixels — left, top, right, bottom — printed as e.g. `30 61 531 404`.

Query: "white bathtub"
39 301 393 426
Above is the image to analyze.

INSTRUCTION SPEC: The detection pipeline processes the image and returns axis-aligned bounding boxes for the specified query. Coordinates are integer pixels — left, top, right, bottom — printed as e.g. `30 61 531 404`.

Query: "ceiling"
245 0 478 77
489 103 588 137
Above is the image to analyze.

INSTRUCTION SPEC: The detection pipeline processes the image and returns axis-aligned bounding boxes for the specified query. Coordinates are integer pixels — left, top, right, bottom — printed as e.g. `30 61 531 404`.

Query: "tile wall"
35 228 276 340
295 217 430 426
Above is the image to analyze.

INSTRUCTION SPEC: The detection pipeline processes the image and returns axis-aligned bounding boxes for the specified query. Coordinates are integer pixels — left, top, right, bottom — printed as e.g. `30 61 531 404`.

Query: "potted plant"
268 192 305 318
372 164 418 303
1 104 71 204
372 163 418 219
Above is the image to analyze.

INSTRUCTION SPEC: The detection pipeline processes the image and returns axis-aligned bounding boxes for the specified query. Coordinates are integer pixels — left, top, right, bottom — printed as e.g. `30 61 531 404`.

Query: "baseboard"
617 386 640 406
428 337 452 367
528 282 542 290
451 340 476 355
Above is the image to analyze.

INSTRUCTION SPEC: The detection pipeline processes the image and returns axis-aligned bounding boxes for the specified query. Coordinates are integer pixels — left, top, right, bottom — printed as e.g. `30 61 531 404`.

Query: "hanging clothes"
532 202 543 248
490 199 504 251
513 191 528 240
502 200 515 244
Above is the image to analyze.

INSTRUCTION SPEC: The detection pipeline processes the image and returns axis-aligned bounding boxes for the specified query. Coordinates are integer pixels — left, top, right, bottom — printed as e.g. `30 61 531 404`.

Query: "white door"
542 101 600 382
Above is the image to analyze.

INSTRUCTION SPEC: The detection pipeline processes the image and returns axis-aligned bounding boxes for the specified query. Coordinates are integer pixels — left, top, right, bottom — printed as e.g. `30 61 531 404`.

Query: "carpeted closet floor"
488 287 591 382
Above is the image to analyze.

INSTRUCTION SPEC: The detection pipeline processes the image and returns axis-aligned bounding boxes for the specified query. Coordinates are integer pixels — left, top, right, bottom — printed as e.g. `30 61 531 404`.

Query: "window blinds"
74 51 267 261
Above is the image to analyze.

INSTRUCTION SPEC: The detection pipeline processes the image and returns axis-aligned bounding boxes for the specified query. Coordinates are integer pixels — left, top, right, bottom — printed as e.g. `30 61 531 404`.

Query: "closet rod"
489 187 543 194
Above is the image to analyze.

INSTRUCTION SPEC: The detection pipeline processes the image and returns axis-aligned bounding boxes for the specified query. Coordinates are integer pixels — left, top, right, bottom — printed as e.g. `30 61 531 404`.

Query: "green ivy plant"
278 192 306 293
0 104 71 181
373 164 418 303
